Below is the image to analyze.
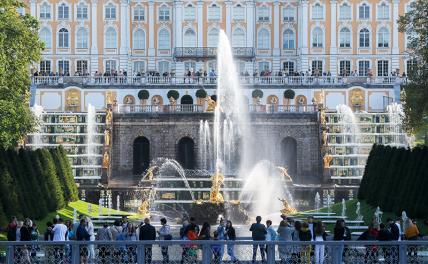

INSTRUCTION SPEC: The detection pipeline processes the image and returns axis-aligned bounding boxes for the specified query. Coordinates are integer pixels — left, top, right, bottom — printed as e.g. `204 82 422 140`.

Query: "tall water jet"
87 104 97 166
315 192 321 212
199 120 213 171
387 103 410 146
31 104 44 148
336 104 361 154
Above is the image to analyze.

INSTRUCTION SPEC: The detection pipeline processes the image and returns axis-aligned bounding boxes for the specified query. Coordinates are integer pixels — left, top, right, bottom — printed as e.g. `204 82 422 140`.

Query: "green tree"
49 147 78 202
0 151 20 217
57 146 78 201
398 0 428 132
0 0 44 148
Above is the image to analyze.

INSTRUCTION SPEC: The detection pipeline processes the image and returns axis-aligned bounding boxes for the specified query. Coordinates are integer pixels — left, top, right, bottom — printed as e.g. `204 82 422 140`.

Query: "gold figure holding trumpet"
278 197 297 215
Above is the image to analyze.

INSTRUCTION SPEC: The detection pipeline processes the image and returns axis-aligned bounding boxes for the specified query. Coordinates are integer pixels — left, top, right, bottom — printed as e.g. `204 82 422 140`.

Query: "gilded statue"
277 167 293 182
270 96 278 104
278 198 297 215
210 171 224 204
104 129 111 146
106 91 116 105
138 199 150 217
322 130 328 146
350 89 364 107
169 97 177 105
152 97 160 106
142 166 157 181
102 151 110 169
323 154 333 169
205 96 217 112
320 108 326 125
105 108 113 124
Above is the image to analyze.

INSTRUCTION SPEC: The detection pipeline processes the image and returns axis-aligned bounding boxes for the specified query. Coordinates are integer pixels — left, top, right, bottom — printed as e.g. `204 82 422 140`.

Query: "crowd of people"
3 213 424 264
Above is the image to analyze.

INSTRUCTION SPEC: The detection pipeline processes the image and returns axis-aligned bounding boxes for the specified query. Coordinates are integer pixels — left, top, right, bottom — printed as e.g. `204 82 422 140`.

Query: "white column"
329 0 337 76
174 0 184 76
30 0 37 16
90 0 98 74
226 1 232 38
119 0 130 72
246 0 255 74
300 0 309 72
273 0 280 72
392 0 400 72
197 1 203 47
148 0 155 70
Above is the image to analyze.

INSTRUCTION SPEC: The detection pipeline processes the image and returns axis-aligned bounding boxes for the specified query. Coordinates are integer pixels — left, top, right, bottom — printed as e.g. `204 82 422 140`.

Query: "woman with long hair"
314 221 327 264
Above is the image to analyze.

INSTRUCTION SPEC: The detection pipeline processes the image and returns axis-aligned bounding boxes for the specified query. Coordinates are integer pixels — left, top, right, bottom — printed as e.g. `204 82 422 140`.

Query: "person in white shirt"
52 218 68 241
86 217 95 263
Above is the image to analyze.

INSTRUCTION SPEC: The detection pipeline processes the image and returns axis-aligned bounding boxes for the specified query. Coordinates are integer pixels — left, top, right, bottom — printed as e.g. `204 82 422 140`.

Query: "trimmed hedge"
284 89 295 99
195 89 207 98
0 146 78 225
358 144 428 218
252 89 264 99
138 90 150 100
167 90 180 100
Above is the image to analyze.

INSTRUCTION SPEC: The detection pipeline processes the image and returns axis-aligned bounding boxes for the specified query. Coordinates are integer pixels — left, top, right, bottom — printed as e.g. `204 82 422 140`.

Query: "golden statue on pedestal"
205 96 217 112
106 108 113 125
278 198 297 215
323 155 333 169
138 199 150 217
210 171 224 204
104 129 111 146
277 167 293 182
102 151 110 169
169 97 177 105
142 166 157 181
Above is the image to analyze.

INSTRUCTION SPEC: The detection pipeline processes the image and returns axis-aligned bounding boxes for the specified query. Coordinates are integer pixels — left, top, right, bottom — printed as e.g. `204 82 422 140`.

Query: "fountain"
341 198 346 217
98 198 103 216
116 195 120 211
73 208 77 224
355 201 363 221
326 194 332 214
87 104 97 166
336 104 361 147
315 192 321 212
31 104 44 148
374 206 383 226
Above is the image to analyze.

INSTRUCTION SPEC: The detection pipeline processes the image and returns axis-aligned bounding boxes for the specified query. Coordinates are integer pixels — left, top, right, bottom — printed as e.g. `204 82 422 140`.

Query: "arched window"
105 27 117 49
58 28 69 48
312 27 323 48
359 3 370 19
133 137 150 175
339 3 351 20
158 29 170 50
177 137 195 169
133 29 146 50
257 29 270 49
232 28 246 47
359 28 370 48
377 2 389 19
183 28 197 47
76 3 88 19
180 95 193 104
208 4 220 20
377 27 390 48
133 5 145 21
40 3 51 19
339 27 351 47
233 4 245 20
282 29 295 49
58 3 69 19
184 4 195 20
40 27 52 49
281 137 297 176
76 28 88 49
207 28 219 47
312 3 323 20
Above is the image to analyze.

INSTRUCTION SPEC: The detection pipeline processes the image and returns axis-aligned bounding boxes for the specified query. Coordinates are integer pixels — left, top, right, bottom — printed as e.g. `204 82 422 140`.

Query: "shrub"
138 90 150 100
284 89 295 99
252 89 264 99
195 89 207 98
167 90 180 100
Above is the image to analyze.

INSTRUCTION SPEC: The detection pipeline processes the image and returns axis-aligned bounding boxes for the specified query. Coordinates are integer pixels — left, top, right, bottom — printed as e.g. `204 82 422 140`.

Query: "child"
211 231 222 264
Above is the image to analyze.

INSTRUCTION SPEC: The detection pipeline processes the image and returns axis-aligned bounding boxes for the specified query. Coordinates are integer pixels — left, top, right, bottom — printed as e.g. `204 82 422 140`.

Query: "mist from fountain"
336 104 361 148
31 104 44 148
87 104 97 166
387 103 411 146
199 120 213 171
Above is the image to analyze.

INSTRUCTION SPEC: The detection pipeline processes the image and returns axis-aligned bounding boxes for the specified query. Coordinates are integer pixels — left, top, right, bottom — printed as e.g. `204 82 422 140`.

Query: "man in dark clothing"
388 218 400 240
139 218 156 264
249 216 267 263
7 217 17 241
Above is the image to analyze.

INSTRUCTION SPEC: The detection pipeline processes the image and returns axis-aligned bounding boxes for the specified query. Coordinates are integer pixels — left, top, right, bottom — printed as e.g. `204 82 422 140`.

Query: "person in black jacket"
378 223 394 264
139 218 156 264
249 216 267 263
226 220 238 263
387 218 400 263
333 219 352 264
76 218 90 264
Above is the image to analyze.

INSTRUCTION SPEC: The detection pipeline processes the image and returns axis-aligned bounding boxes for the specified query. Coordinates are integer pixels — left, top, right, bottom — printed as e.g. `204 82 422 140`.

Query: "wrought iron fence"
1 240 427 264
31 75 402 87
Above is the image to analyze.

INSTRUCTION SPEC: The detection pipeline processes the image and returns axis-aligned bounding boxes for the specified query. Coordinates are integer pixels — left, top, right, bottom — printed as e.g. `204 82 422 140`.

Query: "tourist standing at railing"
85 217 96 263
314 221 327 264
277 219 294 264
216 218 226 261
180 219 189 264
291 220 301 263
378 223 394 264
125 223 138 263
52 218 68 263
333 219 352 264
44 222 54 241
359 223 380 263
76 218 90 264
265 220 277 262
225 220 238 263
139 218 156 264
96 223 112 264
6 216 17 241
404 218 420 262
198 222 211 240
211 231 222 264
158 218 172 264
249 216 267 263
299 222 312 264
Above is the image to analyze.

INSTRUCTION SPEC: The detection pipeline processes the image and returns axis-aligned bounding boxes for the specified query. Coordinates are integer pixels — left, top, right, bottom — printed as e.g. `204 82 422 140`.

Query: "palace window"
105 4 116 20
133 29 145 50
58 28 69 48
312 3 324 20
233 4 245 20
159 6 170 21
184 61 196 71
77 3 88 19
58 3 69 19
339 28 351 48
183 28 197 47
58 60 70 75
257 29 270 49
133 61 145 73
283 29 295 49
40 3 51 19
105 28 117 49
76 60 88 74
208 4 221 21
105 60 117 72
40 60 51 74
184 4 195 20
377 27 390 48
133 5 145 21
258 62 270 71
257 6 270 22
232 28 246 47
359 28 370 48
311 60 323 74
158 61 170 74
283 6 295 22
40 28 52 49
76 28 88 49
339 60 351 76
208 28 219 47
283 61 295 74
312 27 323 48
406 59 417 74
158 29 170 50
339 3 351 20
358 60 370 76
359 3 370 19
377 60 389 76
377 3 389 20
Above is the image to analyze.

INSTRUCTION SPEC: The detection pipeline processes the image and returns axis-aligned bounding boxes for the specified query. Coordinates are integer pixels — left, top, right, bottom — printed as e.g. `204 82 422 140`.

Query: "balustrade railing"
31 75 404 87
0 240 426 264
114 104 317 114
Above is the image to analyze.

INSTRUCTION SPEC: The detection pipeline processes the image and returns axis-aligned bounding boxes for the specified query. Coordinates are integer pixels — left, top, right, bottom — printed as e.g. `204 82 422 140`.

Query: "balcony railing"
31 75 404 87
174 47 255 59
114 104 317 114
0 240 426 264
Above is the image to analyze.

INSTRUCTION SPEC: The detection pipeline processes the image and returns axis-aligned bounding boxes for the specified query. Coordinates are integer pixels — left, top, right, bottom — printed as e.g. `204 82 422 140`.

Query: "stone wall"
111 112 322 185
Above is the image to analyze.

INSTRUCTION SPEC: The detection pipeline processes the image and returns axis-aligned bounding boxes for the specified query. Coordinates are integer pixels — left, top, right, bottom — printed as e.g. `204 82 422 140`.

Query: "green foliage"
195 89 207 99
283 89 295 99
137 90 150 100
0 0 43 148
358 144 428 218
252 89 264 99
398 0 428 132
167 90 179 100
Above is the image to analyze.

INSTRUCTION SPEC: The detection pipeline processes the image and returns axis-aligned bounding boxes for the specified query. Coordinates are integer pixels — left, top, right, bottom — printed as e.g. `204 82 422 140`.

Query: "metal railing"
30 76 404 87
114 104 318 114
174 47 255 59
1 240 427 264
